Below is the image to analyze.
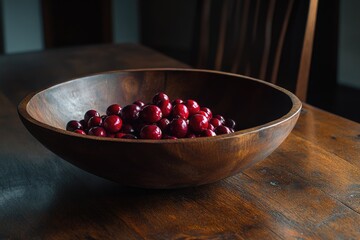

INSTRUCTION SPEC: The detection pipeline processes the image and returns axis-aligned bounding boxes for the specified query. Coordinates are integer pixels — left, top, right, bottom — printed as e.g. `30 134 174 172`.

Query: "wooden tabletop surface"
0 44 359 239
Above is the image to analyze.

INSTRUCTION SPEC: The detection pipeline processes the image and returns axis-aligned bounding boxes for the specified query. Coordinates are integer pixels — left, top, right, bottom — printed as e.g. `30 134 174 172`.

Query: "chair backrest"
196 0 318 101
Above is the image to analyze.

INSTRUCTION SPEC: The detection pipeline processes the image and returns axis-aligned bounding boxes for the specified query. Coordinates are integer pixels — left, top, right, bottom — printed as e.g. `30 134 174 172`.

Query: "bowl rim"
18 68 302 144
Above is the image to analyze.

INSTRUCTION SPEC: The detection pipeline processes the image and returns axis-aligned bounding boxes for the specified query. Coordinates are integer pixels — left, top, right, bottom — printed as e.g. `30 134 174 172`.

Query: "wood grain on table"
0 44 359 239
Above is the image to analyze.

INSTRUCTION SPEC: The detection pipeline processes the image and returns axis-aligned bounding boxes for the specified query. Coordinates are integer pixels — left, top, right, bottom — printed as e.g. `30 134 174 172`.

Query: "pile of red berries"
66 92 236 140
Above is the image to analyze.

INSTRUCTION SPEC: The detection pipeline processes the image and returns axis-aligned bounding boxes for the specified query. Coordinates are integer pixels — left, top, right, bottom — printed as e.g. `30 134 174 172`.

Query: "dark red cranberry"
101 115 107 121
132 122 147 134
141 103 151 109
189 114 209 133
66 120 83 131
69 92 236 140
122 134 137 139
224 118 236 129
106 104 122 116
79 120 87 129
73 129 86 135
200 129 216 137
214 115 225 124
185 100 200 116
162 135 177 139
140 105 163 123
120 104 141 123
172 104 189 119
186 132 196 138
157 100 172 117
140 125 162 139
116 132 137 139
120 124 135 134
157 118 170 132
172 98 184 105
84 110 100 123
196 110 209 119
200 107 212 119
133 100 145 107
87 116 103 128
153 92 169 105
209 118 222 128
107 133 115 138
169 118 188 138
88 127 107 137
103 115 122 133
115 132 126 138
215 125 231 135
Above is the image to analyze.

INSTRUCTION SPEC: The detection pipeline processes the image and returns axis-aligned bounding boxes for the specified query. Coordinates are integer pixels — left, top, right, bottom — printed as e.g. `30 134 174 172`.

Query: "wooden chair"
196 0 318 102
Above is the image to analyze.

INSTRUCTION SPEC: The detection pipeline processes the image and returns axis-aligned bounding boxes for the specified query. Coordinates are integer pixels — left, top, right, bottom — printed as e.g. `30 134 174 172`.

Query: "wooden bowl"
18 68 301 189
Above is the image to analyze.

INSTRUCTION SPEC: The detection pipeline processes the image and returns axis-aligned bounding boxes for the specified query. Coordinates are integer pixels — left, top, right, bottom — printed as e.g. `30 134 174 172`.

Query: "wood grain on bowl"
18 69 301 188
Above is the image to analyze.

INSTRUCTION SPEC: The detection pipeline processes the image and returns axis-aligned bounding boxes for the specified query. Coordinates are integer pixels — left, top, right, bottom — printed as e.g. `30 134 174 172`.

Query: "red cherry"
157 118 170 132
169 118 188 138
133 100 145 107
185 100 200 116
200 129 216 137
88 127 106 137
120 104 141 123
87 116 103 128
157 100 172 117
200 107 212 119
208 123 215 131
209 118 222 128
106 104 122 116
215 125 232 135
66 120 83 131
140 125 162 139
189 114 209 133
84 110 100 123
140 105 163 123
172 104 189 119
172 98 183 105
103 115 122 133
153 92 169 105
73 129 86 135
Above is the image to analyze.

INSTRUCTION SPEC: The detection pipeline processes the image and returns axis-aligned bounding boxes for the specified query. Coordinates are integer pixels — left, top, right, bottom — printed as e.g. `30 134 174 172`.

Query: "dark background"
0 0 359 122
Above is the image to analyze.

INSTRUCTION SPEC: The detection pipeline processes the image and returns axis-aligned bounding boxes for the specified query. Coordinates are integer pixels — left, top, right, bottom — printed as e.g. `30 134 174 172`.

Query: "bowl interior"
26 69 294 133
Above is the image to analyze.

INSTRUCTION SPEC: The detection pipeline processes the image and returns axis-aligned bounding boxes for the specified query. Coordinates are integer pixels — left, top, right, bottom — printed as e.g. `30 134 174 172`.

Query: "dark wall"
308 0 339 112
0 0 4 54
42 0 112 49
139 0 197 64
138 0 360 122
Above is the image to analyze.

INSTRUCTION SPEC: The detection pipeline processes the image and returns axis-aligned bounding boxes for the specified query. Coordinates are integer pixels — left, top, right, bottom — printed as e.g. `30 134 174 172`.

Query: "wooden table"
0 44 359 239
